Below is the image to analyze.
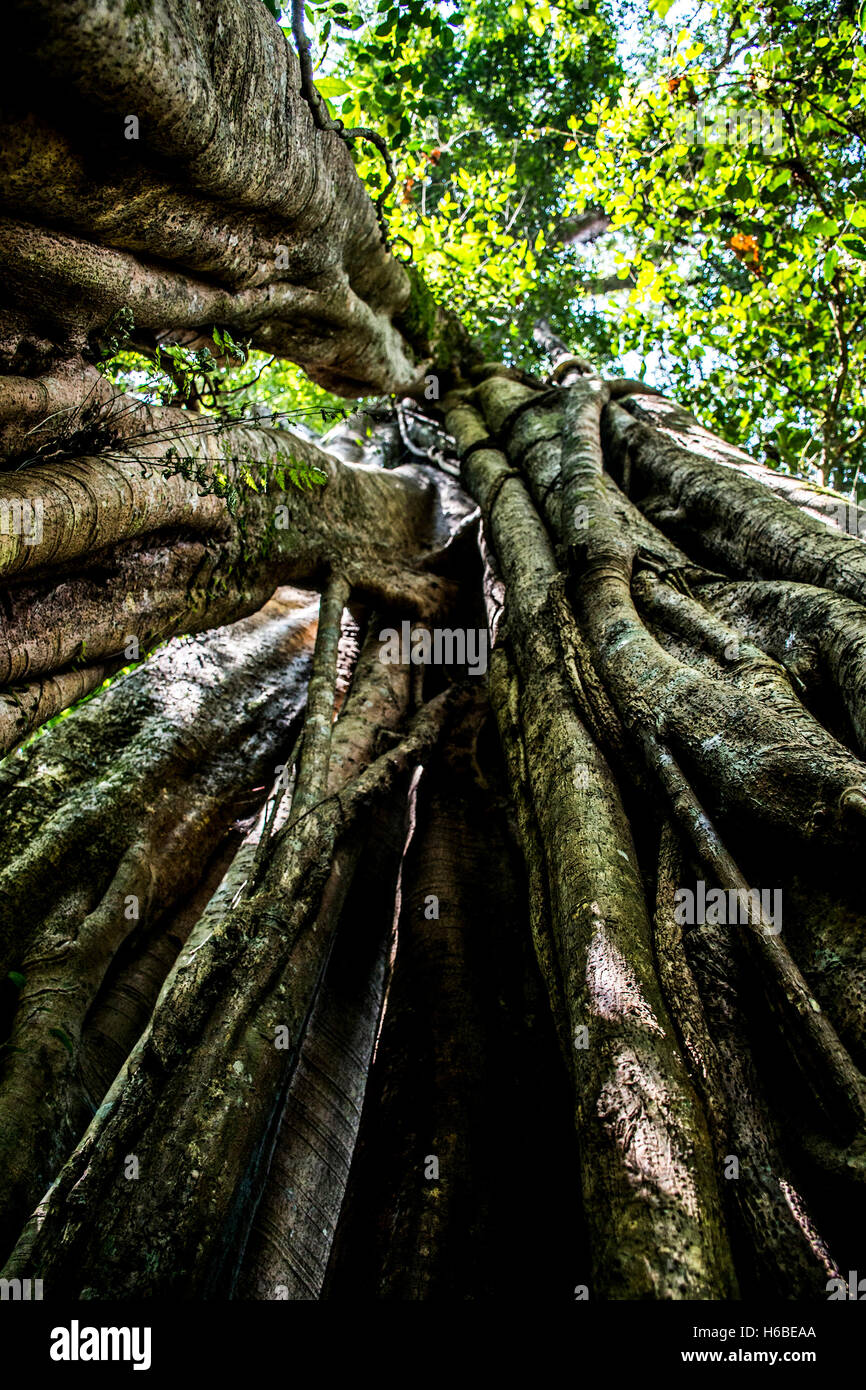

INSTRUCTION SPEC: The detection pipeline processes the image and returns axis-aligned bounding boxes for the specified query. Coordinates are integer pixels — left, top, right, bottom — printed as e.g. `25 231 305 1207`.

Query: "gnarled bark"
3 0 866 1308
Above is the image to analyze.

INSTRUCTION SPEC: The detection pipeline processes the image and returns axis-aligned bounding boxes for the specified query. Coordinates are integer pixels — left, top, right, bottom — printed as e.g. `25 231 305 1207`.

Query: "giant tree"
0 0 865 1303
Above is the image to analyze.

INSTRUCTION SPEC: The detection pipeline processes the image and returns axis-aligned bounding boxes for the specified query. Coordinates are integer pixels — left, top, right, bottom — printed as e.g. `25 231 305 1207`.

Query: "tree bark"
2 0 866 1304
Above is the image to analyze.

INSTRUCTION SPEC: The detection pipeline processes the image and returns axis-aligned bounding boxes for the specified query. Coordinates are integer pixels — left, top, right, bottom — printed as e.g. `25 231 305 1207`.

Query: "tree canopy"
221 0 866 489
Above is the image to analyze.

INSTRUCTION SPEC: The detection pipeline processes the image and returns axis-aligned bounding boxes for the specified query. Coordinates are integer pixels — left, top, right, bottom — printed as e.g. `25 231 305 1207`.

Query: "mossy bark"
3 0 866 1306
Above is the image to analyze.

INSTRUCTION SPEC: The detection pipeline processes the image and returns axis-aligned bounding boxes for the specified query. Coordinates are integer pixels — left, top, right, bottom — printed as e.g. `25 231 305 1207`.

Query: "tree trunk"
2 0 866 1303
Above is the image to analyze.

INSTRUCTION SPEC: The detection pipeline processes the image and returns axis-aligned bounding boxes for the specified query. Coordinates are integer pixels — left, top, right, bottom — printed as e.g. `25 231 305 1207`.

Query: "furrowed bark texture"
0 419 461 750
2 675 473 1294
441 362 866 1299
445 385 737 1300
0 586 318 1258
235 796 400 1301
324 700 583 1299
0 0 472 746
235 618 414 1300
0 0 467 393
3 0 866 1306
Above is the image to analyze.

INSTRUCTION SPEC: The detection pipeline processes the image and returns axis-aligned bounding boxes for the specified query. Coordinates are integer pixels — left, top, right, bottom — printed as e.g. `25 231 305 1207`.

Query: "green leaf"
803 214 840 238
316 77 350 97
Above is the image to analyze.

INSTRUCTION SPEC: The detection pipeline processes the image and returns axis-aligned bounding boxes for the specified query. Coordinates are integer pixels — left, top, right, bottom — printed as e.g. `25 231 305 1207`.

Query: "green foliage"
100 328 356 433
156 442 327 515
287 0 622 363
567 0 866 489
98 329 345 504
268 0 865 491
89 305 136 365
